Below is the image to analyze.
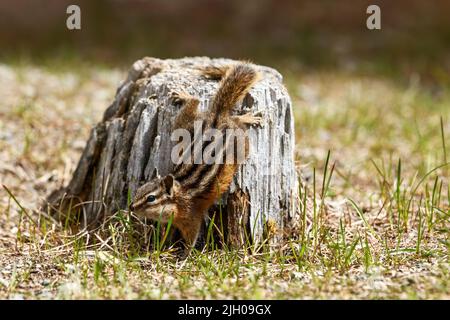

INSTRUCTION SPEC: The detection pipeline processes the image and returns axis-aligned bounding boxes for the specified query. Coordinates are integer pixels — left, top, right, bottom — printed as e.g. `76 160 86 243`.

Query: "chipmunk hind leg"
232 112 264 128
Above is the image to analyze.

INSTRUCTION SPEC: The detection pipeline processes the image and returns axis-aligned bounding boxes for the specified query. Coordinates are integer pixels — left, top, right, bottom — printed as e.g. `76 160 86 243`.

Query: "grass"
0 60 449 299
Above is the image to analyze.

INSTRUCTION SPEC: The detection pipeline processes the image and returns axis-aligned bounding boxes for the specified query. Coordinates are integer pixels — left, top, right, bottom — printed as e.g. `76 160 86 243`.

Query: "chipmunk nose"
129 203 135 211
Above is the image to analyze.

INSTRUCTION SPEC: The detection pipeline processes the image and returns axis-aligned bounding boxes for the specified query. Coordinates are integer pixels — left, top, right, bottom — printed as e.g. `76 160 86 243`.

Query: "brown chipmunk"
129 63 262 256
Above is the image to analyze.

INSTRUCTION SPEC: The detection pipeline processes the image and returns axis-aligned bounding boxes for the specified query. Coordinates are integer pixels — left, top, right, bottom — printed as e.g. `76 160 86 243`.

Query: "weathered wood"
45 57 298 245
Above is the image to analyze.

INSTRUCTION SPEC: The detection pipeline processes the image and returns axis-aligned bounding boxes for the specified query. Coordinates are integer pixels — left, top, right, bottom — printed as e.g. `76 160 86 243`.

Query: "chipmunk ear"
162 174 176 196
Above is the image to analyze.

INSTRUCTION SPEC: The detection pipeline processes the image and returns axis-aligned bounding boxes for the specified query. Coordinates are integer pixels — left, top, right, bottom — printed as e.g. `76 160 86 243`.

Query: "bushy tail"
210 63 259 121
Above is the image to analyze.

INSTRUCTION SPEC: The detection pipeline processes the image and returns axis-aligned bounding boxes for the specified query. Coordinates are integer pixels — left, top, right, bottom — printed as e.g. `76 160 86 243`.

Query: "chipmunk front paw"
170 90 194 107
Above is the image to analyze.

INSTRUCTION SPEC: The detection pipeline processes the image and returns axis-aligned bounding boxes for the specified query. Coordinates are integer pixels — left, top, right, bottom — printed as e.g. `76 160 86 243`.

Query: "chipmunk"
129 63 263 257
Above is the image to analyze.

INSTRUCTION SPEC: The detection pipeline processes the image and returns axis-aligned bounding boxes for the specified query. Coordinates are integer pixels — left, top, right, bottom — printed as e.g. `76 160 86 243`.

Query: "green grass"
0 61 449 299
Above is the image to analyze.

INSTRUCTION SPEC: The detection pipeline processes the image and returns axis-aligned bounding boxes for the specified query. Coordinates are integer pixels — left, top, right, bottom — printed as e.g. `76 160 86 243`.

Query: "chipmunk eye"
146 195 156 203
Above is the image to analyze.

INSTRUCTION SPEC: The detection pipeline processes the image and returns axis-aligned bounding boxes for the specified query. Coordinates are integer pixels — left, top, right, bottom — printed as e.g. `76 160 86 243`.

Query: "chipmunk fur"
130 63 262 256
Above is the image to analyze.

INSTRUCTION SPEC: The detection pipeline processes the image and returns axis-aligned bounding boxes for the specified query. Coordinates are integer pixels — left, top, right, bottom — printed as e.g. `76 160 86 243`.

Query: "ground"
0 61 449 299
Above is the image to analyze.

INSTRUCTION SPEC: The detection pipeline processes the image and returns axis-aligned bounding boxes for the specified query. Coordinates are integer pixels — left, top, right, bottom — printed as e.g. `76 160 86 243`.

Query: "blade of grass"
2 184 40 229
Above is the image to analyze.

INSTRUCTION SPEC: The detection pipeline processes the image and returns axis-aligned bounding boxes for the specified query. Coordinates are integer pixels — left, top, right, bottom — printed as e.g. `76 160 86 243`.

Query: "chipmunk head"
130 174 180 222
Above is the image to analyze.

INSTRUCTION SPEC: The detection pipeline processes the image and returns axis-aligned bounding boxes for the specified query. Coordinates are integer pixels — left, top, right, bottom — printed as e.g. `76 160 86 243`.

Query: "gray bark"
45 57 298 246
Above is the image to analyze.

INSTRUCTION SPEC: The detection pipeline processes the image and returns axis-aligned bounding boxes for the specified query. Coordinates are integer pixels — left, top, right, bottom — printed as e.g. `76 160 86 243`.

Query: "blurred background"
1 0 449 80
1 1 450 300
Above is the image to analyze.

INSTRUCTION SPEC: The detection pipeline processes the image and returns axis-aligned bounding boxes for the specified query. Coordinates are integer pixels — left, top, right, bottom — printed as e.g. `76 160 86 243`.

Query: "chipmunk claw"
174 247 191 261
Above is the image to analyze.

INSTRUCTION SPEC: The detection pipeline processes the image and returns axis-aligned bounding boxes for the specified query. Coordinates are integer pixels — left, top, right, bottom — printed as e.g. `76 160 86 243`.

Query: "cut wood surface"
45 57 298 245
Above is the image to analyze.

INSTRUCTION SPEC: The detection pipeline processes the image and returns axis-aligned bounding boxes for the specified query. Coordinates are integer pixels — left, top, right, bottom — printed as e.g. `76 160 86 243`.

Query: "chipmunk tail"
211 63 260 118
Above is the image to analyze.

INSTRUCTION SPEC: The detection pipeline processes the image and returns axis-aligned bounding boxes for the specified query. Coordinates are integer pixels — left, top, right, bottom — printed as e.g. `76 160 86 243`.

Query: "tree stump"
45 57 298 246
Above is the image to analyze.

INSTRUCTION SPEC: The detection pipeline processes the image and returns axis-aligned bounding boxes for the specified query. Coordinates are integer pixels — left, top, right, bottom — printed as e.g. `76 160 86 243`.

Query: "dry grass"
0 62 449 299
